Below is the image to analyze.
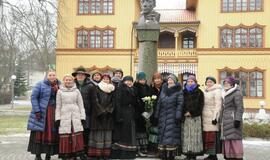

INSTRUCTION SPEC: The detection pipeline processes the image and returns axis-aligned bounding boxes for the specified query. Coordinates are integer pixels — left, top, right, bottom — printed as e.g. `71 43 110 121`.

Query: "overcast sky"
155 0 186 9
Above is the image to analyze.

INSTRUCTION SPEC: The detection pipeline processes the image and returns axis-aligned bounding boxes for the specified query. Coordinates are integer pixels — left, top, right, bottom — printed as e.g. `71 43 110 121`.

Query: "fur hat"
113 68 123 76
167 74 178 83
91 70 102 79
123 76 134 82
205 76 217 84
136 72 146 80
72 66 90 77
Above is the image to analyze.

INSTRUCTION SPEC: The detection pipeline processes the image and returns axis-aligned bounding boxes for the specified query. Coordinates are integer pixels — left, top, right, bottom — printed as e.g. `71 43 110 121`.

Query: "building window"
182 31 196 49
90 30 101 48
78 0 114 14
235 28 248 48
249 71 263 97
222 0 234 12
158 32 175 48
77 30 89 48
250 0 262 11
103 0 113 14
221 29 233 48
90 0 101 14
220 25 263 48
236 0 247 11
103 30 114 48
221 0 262 12
79 0 89 14
219 68 264 97
76 27 115 48
249 28 263 48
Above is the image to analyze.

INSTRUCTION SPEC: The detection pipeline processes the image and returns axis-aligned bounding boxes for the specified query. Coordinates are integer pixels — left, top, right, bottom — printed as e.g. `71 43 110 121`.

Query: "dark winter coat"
133 82 152 133
27 79 61 131
90 84 114 130
75 78 96 129
150 84 163 126
112 83 138 146
155 83 183 145
183 85 204 118
221 85 244 140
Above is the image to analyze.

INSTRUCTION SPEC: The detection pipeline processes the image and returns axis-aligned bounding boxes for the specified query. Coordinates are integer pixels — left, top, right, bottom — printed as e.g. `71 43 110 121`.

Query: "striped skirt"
88 130 112 157
181 116 203 155
27 106 58 155
59 132 84 158
203 131 222 155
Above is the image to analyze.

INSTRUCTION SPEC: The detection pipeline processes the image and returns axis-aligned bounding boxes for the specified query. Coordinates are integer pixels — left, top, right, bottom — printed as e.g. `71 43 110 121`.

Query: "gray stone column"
136 23 160 83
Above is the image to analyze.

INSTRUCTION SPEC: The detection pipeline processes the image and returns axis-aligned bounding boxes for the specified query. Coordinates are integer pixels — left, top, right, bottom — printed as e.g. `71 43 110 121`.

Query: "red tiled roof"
156 9 199 24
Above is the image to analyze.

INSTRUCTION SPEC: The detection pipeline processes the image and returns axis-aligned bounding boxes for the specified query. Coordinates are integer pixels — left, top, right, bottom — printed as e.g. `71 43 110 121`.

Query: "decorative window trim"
75 26 116 49
77 0 115 15
219 23 265 48
218 67 265 98
221 0 263 13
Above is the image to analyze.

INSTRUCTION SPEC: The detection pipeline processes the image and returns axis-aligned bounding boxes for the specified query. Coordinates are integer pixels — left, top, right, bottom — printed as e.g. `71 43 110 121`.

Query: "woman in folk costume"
155 74 183 160
27 70 60 160
72 67 96 160
220 76 244 160
202 76 222 160
90 70 103 87
55 75 86 160
148 72 164 156
133 72 152 156
182 75 204 160
111 68 124 87
110 76 138 159
88 74 115 159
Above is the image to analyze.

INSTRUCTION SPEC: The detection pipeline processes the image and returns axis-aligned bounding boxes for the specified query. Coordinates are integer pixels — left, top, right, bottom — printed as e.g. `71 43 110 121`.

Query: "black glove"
234 120 241 128
55 120 60 128
81 120 86 126
35 112 41 121
212 119 217 125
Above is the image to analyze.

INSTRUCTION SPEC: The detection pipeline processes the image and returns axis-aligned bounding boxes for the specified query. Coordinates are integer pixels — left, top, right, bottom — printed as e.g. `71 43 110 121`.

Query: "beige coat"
202 84 222 131
56 85 86 134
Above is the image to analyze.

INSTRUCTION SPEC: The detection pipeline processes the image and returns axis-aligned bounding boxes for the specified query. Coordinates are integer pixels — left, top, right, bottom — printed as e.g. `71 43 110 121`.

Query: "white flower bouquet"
141 95 157 133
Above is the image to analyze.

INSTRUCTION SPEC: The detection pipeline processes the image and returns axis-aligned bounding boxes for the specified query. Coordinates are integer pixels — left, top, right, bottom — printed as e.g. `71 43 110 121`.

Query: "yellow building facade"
56 0 270 109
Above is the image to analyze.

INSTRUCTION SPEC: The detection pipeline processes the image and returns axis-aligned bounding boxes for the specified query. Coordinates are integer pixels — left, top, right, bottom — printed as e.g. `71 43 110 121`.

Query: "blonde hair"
63 74 74 80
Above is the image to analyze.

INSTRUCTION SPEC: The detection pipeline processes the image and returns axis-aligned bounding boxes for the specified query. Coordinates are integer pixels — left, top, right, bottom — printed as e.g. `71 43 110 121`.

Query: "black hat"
72 67 90 77
205 76 217 84
122 76 134 82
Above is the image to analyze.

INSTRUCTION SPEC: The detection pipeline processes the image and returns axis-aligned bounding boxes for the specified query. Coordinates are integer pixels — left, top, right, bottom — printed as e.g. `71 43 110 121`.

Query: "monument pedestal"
136 23 160 83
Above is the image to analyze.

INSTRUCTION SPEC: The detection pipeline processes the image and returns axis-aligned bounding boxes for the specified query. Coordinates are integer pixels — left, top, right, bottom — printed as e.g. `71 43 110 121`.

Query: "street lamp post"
11 75 17 110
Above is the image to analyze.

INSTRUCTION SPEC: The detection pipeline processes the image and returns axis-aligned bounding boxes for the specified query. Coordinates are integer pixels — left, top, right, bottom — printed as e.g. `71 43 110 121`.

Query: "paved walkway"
0 134 270 160
1 102 270 160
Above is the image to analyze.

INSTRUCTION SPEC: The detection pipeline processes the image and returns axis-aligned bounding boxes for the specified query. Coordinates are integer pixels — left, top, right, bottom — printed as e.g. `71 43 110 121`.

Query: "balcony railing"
135 49 197 58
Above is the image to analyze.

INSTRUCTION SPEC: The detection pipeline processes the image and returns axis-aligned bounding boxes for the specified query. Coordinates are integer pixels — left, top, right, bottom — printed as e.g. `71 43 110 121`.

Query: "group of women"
27 67 244 160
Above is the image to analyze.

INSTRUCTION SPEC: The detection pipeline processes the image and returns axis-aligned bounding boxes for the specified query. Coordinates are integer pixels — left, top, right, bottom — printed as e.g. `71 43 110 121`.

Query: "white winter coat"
56 85 86 134
202 84 222 131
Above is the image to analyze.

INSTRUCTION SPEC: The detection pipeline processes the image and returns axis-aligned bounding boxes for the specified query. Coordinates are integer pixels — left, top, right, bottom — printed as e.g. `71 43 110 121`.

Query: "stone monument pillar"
136 0 160 83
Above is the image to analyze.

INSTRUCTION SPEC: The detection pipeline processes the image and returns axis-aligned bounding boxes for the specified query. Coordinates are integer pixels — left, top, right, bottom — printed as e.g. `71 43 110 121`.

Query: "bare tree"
0 0 61 102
